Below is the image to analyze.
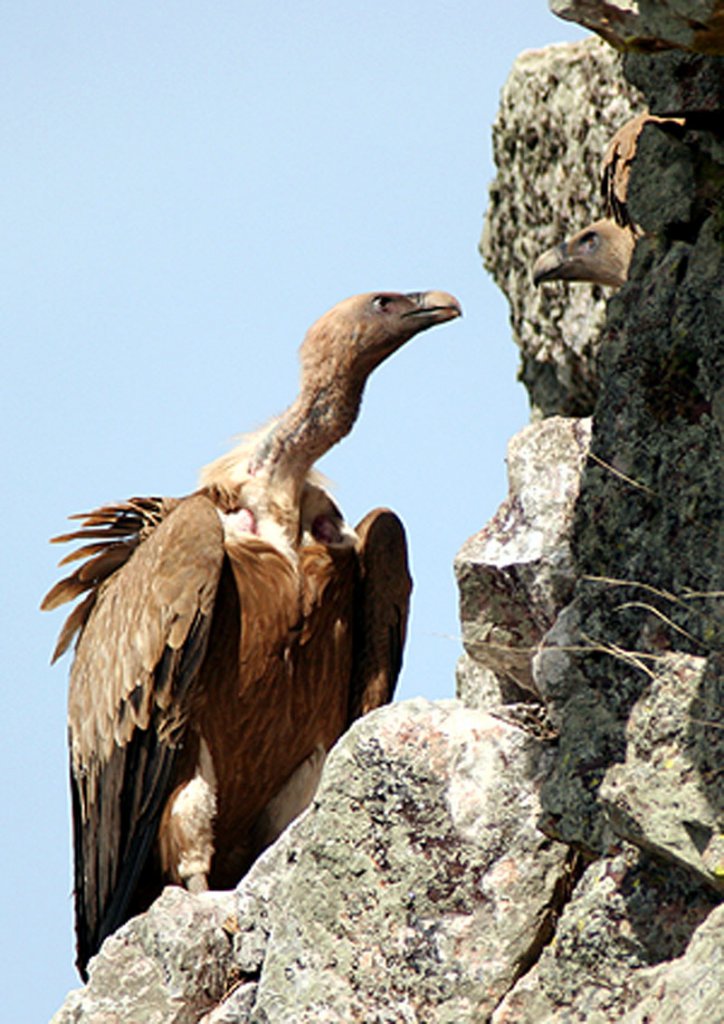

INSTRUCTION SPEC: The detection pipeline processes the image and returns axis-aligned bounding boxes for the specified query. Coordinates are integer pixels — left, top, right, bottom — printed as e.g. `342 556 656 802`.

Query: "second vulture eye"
579 232 600 254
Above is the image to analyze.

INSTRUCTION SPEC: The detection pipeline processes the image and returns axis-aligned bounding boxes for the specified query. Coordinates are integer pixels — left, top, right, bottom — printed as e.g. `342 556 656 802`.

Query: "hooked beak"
532 243 571 286
402 290 462 323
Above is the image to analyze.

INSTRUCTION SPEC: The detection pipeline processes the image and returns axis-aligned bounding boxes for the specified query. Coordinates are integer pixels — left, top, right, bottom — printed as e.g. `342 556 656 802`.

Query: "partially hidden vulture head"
532 113 684 292
532 218 635 290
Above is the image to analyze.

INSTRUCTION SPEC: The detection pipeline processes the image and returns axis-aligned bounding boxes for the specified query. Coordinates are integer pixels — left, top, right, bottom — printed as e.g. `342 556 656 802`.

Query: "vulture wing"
349 508 412 719
602 112 684 230
601 112 648 228
44 493 225 976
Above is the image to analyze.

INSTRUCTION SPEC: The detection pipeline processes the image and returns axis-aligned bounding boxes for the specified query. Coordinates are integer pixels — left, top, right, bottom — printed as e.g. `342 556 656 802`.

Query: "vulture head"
299 290 462 383
532 218 635 290
236 290 461 508
532 113 685 293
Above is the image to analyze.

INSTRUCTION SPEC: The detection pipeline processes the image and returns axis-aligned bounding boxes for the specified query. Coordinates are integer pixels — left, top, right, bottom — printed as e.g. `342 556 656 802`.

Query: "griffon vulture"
43 289 462 978
533 113 684 289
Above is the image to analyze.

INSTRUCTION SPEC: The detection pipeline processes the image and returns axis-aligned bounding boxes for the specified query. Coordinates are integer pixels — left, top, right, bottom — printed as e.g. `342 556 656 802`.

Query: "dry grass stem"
587 451 656 495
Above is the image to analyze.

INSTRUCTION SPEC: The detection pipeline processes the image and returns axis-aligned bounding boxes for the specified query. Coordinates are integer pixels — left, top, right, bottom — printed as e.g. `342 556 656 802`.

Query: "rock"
535 617 724 888
619 904 724 1023
481 36 642 417
234 700 569 1022
455 651 508 710
455 417 591 697
600 652 724 892
492 846 720 1023
52 700 571 1023
529 55 724 866
488 3 724 1019
199 985 258 1024
52 887 241 1024
550 0 724 55
626 119 696 231
625 50 724 113
532 598 625 853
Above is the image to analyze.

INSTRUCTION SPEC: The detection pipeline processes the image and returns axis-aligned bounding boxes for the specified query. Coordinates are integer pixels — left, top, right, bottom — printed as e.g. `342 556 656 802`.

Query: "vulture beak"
532 242 574 286
532 220 633 289
402 290 462 324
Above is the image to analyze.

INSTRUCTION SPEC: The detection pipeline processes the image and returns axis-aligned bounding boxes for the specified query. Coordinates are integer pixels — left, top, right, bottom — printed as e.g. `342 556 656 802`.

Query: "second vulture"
533 113 684 289
43 289 461 978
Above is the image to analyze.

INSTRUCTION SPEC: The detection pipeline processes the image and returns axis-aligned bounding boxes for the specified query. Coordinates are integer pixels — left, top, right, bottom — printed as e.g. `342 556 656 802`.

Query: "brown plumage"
43 289 461 978
532 217 635 289
533 112 685 289
600 112 683 231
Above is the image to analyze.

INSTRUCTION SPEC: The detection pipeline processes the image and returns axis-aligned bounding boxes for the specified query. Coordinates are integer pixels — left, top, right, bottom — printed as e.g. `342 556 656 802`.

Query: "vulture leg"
158 737 217 891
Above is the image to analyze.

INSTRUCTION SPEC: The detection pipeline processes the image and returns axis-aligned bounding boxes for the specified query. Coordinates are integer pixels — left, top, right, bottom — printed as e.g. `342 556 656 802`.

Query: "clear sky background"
2 4 586 1019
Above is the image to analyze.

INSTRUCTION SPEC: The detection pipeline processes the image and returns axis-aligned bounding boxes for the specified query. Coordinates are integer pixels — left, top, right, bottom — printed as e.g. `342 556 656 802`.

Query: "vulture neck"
252 372 365 491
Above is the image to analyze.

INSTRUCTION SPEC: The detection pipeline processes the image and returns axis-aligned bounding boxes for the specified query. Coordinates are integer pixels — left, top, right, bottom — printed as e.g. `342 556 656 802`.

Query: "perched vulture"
43 289 461 978
533 113 684 289
532 217 636 289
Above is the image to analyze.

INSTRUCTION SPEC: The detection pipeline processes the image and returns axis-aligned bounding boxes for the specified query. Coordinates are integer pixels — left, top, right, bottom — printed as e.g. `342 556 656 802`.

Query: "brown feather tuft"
51 593 98 663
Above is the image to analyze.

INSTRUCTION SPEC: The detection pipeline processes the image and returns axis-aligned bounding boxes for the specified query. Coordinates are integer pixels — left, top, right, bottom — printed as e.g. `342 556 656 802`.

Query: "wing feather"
51 592 97 662
41 497 177 654
602 113 685 230
349 508 412 720
297 541 358 748
50 492 225 977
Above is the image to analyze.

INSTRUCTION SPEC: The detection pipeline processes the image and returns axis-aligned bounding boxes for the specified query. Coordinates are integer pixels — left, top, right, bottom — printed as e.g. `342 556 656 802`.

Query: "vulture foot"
158 739 218 887
185 872 209 894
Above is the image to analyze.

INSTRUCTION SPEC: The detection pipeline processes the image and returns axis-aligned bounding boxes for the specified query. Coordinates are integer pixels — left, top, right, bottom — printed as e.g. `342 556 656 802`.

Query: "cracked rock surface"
481 36 641 418
54 701 569 1023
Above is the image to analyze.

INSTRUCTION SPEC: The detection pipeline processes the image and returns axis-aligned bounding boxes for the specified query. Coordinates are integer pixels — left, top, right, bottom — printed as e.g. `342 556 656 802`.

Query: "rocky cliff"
480 35 641 418
53 3 723 1021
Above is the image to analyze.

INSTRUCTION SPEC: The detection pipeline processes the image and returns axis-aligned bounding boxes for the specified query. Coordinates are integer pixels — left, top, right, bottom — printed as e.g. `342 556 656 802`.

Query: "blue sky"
1 4 585 1018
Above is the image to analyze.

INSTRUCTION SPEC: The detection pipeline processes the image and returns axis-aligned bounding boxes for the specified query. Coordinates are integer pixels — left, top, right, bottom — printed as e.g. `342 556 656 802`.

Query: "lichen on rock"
549 0 724 55
481 36 642 417
455 416 591 698
472 3 723 1019
54 701 571 1023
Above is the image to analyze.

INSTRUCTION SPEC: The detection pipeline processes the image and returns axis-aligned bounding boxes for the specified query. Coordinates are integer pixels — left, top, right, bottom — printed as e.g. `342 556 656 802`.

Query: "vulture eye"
578 232 600 254
371 295 394 312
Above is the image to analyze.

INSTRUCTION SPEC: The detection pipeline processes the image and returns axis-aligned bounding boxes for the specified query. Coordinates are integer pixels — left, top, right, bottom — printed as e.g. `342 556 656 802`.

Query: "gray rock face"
624 48 724 113
54 700 570 1023
492 846 719 1023
455 416 591 696
619 904 724 1024
541 130 724 871
481 37 641 417
52 887 240 1024
535 602 724 889
550 0 724 55
600 652 724 891
480 3 724 1019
